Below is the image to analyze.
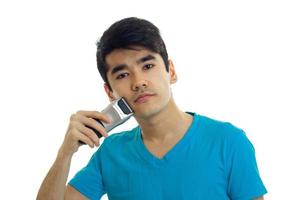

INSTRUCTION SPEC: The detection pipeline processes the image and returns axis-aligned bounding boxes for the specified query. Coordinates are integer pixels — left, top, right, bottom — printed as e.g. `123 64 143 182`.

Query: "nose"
131 74 148 92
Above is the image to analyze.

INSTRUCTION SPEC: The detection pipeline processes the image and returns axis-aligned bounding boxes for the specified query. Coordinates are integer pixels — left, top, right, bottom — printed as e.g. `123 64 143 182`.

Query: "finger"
76 111 111 123
77 123 100 146
74 129 95 148
78 115 109 137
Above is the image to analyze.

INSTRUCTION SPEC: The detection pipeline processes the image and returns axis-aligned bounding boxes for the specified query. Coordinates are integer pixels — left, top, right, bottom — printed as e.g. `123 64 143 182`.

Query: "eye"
143 64 154 70
116 73 129 80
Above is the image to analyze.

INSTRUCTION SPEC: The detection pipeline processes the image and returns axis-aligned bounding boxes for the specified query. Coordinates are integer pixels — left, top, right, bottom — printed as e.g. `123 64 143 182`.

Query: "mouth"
134 93 156 103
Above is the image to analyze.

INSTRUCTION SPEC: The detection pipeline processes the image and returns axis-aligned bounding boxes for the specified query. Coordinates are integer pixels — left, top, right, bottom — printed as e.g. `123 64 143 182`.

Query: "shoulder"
196 113 250 146
196 114 257 162
198 114 245 137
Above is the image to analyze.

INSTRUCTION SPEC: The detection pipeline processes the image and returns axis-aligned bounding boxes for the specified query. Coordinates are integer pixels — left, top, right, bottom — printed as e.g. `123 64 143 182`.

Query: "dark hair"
96 17 169 91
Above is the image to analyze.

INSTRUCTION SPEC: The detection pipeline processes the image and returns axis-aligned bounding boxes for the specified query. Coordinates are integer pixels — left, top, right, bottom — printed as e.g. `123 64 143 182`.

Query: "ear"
104 83 117 102
168 59 178 84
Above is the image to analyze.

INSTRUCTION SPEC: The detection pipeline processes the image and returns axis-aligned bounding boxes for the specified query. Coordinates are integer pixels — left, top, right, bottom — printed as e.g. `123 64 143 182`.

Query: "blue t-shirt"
69 112 267 200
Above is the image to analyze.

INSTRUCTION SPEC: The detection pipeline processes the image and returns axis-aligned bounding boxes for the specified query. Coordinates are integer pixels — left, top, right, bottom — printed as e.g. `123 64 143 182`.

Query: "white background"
0 0 299 199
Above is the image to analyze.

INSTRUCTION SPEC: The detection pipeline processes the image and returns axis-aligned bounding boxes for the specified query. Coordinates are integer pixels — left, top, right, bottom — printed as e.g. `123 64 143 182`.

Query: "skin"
37 46 264 200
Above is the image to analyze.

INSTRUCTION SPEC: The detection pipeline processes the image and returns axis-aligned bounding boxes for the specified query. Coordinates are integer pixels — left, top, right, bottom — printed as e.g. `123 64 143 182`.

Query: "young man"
37 17 267 200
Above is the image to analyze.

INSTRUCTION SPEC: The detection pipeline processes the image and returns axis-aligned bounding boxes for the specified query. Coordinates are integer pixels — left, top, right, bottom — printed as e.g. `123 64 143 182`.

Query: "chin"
133 94 172 119
134 108 157 118
134 103 167 120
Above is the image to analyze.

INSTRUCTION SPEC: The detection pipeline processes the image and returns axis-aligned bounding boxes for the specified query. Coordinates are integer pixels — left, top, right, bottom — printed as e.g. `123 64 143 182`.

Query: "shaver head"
116 97 133 115
98 97 134 132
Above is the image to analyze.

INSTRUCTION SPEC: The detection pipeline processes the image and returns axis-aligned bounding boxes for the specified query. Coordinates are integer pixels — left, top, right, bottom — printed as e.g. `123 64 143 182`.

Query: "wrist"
57 146 74 160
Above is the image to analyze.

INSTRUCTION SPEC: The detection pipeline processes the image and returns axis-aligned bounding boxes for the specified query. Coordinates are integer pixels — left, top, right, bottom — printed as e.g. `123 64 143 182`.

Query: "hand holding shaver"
79 97 134 144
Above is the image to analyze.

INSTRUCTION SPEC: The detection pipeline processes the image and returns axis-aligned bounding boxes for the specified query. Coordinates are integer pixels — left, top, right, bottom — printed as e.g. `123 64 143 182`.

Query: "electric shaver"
80 97 134 144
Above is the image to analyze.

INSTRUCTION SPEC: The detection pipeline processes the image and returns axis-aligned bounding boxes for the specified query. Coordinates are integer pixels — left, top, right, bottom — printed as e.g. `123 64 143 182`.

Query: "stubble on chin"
135 95 171 121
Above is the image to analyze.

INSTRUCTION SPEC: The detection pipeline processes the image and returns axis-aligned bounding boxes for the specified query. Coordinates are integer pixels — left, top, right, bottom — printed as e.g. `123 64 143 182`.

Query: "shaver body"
81 97 133 144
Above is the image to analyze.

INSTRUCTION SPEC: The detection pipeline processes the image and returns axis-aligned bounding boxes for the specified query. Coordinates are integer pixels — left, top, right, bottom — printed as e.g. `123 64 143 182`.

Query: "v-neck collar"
135 112 200 166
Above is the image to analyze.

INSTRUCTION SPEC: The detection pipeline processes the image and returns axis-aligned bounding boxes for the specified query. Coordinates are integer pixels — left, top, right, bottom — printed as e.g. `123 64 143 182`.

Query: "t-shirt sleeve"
68 146 105 200
226 129 267 200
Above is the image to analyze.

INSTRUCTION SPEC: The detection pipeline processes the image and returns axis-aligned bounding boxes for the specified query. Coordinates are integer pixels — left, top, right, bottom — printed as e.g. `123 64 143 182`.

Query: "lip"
134 93 155 103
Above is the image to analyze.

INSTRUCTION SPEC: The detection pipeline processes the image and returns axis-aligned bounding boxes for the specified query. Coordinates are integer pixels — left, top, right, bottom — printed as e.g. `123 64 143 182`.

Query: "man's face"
104 46 177 119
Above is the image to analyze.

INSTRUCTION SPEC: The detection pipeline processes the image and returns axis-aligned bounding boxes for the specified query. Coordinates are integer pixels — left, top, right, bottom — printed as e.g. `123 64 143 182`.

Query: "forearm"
37 148 73 200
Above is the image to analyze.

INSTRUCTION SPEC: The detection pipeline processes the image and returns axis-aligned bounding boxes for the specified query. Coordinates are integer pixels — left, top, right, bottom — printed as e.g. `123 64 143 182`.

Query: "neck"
134 97 193 144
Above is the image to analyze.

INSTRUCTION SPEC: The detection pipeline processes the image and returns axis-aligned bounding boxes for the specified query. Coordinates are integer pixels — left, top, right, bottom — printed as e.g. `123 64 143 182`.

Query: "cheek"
154 76 171 94
111 82 133 100
111 86 125 98
112 91 121 98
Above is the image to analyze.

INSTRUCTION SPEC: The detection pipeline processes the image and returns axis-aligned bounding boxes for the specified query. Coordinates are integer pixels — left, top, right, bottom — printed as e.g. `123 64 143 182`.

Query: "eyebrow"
110 54 156 76
110 64 127 75
137 54 155 64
